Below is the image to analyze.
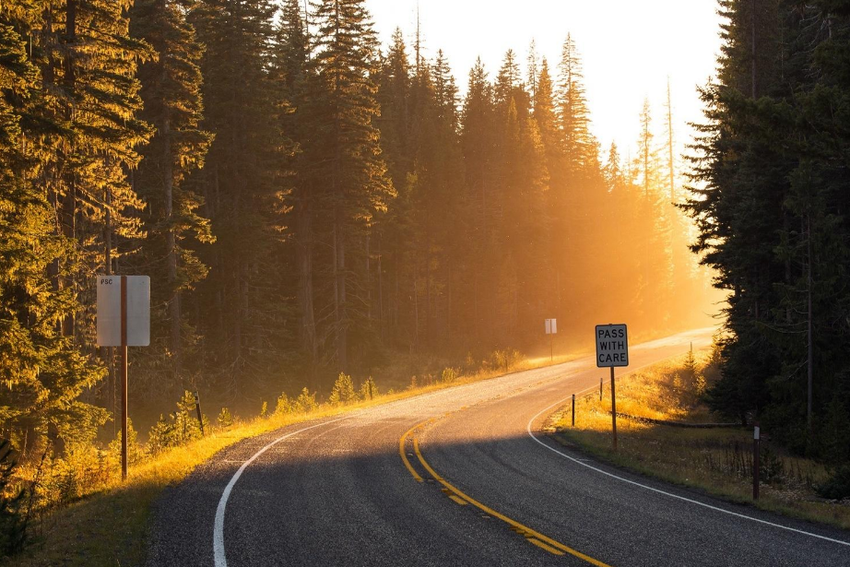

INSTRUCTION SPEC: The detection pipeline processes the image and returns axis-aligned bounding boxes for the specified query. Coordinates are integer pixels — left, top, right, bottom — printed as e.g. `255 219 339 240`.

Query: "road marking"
526 391 850 549
399 424 424 482
407 422 611 567
528 537 566 555
213 417 350 567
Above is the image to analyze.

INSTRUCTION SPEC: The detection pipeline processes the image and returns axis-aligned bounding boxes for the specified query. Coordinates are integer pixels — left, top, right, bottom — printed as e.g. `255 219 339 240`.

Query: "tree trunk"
296 193 317 363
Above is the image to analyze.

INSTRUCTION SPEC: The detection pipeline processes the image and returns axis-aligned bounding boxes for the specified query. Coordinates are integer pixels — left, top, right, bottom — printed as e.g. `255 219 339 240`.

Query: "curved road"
147 328 850 566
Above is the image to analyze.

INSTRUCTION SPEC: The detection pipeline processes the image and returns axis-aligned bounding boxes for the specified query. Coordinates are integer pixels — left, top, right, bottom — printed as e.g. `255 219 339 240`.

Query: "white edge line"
526 374 850 549
213 416 350 567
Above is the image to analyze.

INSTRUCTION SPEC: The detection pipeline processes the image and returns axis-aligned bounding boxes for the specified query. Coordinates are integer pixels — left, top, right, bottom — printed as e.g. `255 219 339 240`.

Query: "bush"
490 349 522 372
275 392 295 415
329 373 357 405
816 465 850 501
359 377 378 400
440 367 459 383
217 407 234 428
146 391 206 455
294 388 318 413
0 440 28 557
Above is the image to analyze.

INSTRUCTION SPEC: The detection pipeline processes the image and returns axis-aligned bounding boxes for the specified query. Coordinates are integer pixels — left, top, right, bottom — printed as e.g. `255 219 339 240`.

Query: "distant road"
147 328 850 566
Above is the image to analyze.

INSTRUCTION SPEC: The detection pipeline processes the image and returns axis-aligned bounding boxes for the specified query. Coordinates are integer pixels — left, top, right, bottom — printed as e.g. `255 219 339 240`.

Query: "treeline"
685 0 850 463
0 0 712 452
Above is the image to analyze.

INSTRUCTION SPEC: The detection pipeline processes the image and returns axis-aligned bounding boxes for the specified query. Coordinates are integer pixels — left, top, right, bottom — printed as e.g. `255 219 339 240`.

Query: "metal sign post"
97 275 149 480
595 324 629 451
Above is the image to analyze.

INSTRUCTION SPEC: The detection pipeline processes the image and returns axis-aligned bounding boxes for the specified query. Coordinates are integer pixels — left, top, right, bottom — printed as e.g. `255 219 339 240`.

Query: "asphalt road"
147 328 850 567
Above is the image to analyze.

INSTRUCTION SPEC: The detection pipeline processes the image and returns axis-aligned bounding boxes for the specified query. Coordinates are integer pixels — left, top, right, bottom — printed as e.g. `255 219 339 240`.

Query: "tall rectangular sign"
96 276 150 347
595 324 628 368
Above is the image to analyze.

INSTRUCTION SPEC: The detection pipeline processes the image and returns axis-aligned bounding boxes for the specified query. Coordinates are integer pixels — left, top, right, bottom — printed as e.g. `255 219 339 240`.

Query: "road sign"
595 324 628 368
97 275 150 347
96 274 150 481
545 318 558 334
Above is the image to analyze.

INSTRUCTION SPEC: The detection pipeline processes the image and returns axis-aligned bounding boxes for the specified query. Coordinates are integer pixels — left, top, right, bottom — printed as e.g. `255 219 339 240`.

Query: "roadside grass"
4 348 583 567
550 352 850 531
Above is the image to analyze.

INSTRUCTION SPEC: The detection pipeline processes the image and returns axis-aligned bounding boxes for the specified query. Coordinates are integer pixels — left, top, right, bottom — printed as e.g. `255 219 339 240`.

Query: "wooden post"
600 377 603 401
194 391 205 436
549 333 553 362
753 425 760 500
611 366 617 450
571 394 575 427
120 275 128 480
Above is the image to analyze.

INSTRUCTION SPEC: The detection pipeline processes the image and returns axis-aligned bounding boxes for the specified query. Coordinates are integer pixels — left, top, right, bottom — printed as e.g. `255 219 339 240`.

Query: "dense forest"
0 0 715 460
685 0 850 463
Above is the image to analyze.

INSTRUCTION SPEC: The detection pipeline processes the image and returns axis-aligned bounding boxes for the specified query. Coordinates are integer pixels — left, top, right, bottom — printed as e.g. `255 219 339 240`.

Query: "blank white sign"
545 318 557 334
96 276 150 347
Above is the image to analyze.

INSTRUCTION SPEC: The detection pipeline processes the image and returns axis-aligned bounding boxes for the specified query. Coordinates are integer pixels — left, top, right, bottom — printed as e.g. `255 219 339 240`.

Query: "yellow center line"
399 424 423 482
407 420 612 567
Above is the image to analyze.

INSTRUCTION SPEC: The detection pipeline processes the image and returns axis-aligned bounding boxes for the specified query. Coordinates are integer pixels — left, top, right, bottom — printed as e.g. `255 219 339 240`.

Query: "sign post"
97 275 149 480
595 324 629 450
545 318 557 361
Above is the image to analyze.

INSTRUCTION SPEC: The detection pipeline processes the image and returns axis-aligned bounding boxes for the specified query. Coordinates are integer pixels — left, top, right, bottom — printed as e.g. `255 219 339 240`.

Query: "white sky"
364 0 723 163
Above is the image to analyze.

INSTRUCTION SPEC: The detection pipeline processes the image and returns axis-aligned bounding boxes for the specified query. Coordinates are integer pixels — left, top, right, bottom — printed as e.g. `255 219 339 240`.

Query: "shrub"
359 377 378 400
490 349 522 372
329 373 357 405
275 392 295 415
440 367 459 383
816 465 850 501
217 407 234 428
294 388 318 413
0 440 28 557
260 401 268 418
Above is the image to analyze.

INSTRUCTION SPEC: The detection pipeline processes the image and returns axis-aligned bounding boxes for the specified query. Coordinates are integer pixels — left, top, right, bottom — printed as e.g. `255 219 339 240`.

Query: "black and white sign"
96 275 150 347
545 318 558 334
595 324 628 367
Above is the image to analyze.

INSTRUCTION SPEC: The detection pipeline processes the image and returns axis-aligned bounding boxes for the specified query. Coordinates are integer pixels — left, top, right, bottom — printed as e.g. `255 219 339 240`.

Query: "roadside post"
600 377 603 401
194 391 205 436
571 394 576 427
97 275 150 480
545 319 557 361
595 324 629 450
753 425 760 500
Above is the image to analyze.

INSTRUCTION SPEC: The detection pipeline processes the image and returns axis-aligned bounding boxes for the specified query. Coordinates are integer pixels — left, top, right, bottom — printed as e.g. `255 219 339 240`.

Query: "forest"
684 0 850 466
0 0 720 463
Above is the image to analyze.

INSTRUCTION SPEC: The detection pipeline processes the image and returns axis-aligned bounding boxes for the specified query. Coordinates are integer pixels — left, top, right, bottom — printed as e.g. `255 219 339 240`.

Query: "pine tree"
0 3 107 453
130 0 214 380
304 0 393 372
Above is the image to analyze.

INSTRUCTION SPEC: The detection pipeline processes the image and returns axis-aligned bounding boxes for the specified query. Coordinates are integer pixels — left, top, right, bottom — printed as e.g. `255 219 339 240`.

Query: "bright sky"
365 0 723 164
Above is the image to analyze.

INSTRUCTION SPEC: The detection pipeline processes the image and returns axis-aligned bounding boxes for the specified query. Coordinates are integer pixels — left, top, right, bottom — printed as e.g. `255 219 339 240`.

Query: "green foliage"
217 408 234 428
816 465 850 501
490 349 522 372
359 377 378 400
328 373 357 406
440 368 459 384
108 420 145 467
0 440 27 556
146 391 204 455
294 388 318 413
684 1 850 459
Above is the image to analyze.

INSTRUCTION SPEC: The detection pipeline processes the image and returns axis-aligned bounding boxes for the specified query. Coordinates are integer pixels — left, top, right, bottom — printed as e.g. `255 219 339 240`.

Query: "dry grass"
4 349 583 567
551 352 850 530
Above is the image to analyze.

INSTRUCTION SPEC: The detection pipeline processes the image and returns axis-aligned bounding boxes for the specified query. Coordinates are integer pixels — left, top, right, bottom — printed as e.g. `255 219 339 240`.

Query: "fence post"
753 425 760 500
571 394 576 427
194 391 205 437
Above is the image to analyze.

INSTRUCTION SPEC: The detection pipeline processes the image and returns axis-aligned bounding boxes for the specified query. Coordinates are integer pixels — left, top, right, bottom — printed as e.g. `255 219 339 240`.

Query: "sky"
364 0 723 166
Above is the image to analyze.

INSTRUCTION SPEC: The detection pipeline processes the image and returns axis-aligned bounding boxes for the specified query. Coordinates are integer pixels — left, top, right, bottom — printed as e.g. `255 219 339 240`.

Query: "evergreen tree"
303 0 393 371
130 0 214 382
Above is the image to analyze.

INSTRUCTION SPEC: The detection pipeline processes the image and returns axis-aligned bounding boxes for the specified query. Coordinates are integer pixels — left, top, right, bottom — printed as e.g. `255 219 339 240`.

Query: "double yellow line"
399 420 611 566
